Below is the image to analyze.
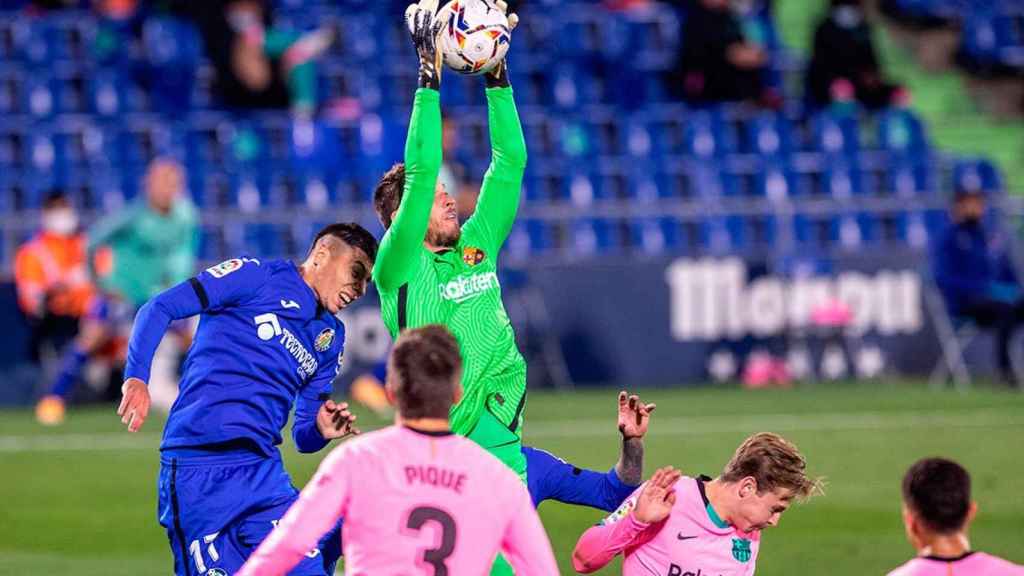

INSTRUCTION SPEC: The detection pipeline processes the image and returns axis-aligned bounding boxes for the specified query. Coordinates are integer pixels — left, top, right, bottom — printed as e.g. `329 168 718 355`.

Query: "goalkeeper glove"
484 0 519 89
405 0 444 90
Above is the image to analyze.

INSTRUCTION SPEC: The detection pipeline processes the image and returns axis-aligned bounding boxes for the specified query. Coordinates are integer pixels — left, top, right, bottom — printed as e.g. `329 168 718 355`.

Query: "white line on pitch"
0 409 1020 453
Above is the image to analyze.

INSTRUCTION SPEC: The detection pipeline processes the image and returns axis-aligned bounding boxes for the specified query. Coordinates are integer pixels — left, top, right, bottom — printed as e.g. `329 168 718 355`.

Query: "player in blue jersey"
116 222 377 576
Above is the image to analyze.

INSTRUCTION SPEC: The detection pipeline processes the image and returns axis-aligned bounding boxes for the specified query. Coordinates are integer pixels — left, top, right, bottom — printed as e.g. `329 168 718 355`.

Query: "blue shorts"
157 450 341 576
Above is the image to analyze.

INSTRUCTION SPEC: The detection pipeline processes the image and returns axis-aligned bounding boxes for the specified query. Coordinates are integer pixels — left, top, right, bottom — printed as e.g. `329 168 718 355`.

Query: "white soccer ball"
436 0 512 75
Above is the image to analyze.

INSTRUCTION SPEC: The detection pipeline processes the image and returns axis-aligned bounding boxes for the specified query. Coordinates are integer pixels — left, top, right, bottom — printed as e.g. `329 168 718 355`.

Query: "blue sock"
50 345 89 399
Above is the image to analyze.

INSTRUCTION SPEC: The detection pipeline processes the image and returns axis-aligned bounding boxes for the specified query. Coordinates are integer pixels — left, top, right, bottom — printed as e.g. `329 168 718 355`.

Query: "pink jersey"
237 425 558 576
887 552 1024 576
574 475 760 575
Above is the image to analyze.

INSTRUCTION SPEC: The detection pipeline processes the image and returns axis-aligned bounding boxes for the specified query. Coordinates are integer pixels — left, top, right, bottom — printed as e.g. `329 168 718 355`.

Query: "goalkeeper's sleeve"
464 86 527 252
373 88 443 292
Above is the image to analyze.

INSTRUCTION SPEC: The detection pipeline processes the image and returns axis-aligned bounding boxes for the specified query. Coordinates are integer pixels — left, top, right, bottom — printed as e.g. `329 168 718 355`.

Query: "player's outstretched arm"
119 257 268 432
616 390 655 486
374 4 444 292
572 467 680 573
465 3 526 251
500 481 561 575
118 279 206 432
238 448 352 576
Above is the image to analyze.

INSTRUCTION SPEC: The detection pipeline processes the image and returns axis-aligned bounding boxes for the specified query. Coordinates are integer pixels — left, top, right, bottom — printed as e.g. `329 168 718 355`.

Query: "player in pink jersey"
573 432 820 575
237 324 558 576
887 457 1024 576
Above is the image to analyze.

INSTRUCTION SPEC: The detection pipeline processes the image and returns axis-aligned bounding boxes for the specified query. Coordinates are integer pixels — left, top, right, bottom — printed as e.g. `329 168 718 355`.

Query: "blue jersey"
523 446 637 512
126 257 344 457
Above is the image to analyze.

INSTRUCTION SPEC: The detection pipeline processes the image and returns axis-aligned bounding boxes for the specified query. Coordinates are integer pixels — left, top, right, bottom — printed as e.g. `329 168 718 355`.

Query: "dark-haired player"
116 223 377 576
888 457 1024 575
238 325 558 575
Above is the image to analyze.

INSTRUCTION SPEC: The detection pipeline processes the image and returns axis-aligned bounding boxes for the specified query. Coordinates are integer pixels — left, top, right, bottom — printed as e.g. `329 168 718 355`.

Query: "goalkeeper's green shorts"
466 408 526 576
466 406 527 483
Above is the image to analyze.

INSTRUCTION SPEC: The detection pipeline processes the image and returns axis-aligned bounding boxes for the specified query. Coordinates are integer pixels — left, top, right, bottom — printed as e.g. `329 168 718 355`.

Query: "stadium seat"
507 219 555 259
630 217 680 255
744 113 794 159
683 109 732 159
886 162 933 197
236 223 290 259
571 218 622 256
810 111 860 159
952 158 1003 192
877 108 929 162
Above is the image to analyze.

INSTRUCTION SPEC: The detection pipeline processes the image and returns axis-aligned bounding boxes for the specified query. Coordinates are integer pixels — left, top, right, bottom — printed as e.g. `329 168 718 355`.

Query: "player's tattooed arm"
616 391 656 486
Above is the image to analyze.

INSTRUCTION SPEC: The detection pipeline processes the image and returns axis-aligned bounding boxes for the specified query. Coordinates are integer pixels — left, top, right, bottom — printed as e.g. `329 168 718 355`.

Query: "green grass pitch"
1 383 1022 575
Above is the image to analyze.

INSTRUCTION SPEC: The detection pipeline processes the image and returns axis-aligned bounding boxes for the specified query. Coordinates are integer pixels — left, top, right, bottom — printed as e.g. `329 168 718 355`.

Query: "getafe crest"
462 246 486 267
732 538 752 563
314 328 335 352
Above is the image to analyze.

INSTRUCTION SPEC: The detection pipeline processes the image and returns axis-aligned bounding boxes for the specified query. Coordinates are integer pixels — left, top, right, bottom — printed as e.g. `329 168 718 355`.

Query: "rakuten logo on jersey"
438 272 499 304
254 313 318 378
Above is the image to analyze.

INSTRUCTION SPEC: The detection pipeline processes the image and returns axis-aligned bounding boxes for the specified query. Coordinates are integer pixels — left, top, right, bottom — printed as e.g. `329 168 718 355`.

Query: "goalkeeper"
373 0 528 479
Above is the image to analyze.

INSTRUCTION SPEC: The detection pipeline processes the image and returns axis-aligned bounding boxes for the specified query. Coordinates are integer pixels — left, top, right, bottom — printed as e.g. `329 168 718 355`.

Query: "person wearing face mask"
14 192 95 364
33 157 199 426
805 0 906 111
933 188 1024 386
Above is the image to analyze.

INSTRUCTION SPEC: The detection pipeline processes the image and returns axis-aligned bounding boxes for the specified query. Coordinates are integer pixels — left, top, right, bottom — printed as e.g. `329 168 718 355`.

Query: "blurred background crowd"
1 0 1023 419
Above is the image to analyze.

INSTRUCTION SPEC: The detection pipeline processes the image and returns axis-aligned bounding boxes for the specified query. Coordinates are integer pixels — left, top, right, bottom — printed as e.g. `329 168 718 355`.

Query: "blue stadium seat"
228 171 273 212
86 71 130 117
22 73 58 118
952 158 1003 192
886 162 933 197
745 113 794 159
683 109 732 159
821 161 864 199
723 214 779 252
198 225 226 262
241 223 291 259
754 162 797 200
507 219 555 259
810 111 859 159
877 108 929 162
571 218 622 256
630 217 681 255
141 17 202 113
794 212 878 252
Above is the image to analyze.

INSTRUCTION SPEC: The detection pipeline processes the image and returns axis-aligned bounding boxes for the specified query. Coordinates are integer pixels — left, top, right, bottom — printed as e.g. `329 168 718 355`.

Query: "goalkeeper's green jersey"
374 87 528 437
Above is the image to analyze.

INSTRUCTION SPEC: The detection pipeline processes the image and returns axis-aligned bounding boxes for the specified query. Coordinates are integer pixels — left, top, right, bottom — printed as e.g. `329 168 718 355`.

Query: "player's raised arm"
616 390 655 486
572 467 681 573
373 3 444 292
118 258 267 432
500 479 560 575
465 5 526 252
237 447 353 576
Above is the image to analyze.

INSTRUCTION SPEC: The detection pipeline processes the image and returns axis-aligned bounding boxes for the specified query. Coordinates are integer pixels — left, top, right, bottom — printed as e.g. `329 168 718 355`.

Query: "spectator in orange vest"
14 192 96 362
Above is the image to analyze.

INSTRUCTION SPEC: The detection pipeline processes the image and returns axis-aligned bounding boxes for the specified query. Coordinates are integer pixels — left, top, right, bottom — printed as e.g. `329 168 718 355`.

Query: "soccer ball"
436 0 512 75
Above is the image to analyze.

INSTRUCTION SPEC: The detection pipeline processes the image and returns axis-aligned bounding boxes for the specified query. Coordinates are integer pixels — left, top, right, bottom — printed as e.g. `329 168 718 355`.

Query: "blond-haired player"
573 432 820 575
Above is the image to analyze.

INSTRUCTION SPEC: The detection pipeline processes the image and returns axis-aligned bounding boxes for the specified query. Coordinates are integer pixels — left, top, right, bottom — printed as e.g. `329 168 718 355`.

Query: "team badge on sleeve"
206 258 244 278
314 328 335 352
462 246 486 267
600 491 639 526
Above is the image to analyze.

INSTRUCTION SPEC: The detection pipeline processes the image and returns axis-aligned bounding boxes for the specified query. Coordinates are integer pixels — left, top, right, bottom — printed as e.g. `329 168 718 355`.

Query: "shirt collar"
697 475 731 530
